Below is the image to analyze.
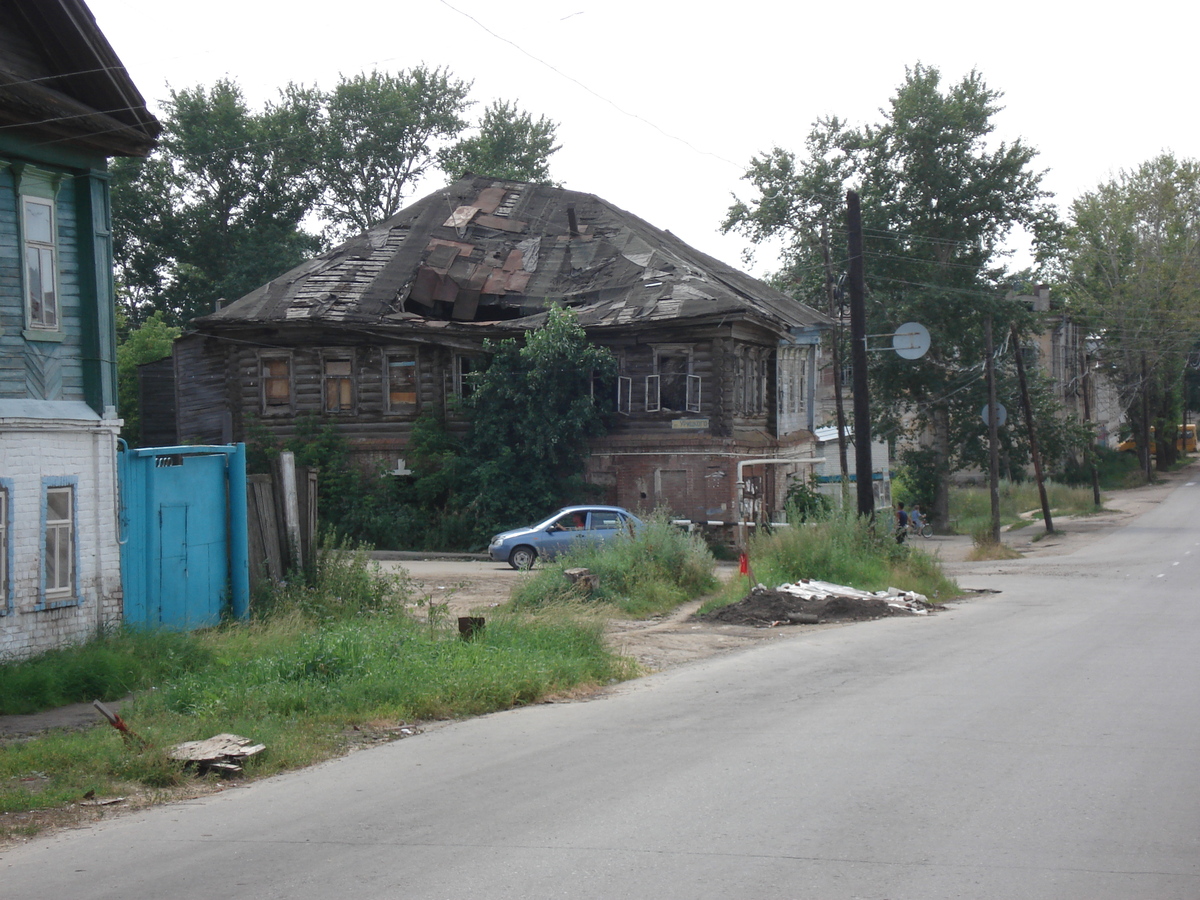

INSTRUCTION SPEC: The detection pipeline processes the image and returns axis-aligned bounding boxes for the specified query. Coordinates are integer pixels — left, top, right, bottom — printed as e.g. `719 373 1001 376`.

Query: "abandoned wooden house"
174 176 832 527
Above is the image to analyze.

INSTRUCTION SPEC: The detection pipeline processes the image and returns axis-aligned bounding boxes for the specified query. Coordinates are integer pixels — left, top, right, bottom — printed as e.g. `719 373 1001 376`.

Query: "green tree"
116 311 182 446
112 79 323 325
725 64 1057 524
438 100 561 184
462 306 616 536
1060 154 1200 471
317 67 472 237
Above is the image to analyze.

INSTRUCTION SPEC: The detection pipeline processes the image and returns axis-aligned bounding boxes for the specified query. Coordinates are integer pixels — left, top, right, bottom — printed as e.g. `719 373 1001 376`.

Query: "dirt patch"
702 585 928 627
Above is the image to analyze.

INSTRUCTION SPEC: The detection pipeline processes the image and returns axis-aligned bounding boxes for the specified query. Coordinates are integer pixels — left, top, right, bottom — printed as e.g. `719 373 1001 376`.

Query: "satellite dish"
893 322 930 360
981 403 1008 428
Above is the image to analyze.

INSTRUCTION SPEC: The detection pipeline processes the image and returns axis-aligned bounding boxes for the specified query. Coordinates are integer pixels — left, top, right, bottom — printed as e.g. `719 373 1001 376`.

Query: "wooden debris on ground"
168 734 265 775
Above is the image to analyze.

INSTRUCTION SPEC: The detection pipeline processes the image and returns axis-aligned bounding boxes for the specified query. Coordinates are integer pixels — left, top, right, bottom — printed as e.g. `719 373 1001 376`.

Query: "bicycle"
907 519 933 538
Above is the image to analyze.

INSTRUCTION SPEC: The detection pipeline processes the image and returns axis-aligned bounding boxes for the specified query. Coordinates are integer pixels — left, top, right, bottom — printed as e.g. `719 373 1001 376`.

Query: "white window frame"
686 374 702 413
617 376 632 415
40 477 78 609
645 374 661 412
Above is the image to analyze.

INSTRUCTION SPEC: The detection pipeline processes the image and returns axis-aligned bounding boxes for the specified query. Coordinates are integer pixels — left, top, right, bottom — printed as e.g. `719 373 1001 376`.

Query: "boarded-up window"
386 349 419 416
323 353 355 413
261 355 292 414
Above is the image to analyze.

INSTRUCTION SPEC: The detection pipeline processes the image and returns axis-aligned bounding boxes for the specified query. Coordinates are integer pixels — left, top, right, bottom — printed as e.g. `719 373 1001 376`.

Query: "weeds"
0 536 636 838
948 479 1102 535
702 509 959 614
508 514 717 617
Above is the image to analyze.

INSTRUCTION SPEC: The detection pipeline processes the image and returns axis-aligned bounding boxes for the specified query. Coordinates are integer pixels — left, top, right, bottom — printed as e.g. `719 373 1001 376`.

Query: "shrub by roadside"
508 514 717 617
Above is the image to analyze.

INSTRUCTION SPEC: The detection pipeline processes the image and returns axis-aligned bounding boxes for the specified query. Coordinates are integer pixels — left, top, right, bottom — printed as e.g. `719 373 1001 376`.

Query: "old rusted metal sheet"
475 186 506 213
476 214 527 233
410 266 440 307
505 270 531 293
452 290 480 321
482 269 510 294
443 206 479 228
426 243 462 271
502 249 524 272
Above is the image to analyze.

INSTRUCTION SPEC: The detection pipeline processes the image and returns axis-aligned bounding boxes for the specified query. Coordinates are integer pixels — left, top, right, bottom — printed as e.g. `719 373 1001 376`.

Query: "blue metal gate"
119 445 249 630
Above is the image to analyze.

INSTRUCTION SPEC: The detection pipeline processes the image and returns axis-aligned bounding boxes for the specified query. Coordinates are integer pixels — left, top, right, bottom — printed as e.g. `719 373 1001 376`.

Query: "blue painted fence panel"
119 444 249 630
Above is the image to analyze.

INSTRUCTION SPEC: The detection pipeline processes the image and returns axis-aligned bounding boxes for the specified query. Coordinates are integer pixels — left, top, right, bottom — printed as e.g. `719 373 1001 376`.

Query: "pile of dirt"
702 584 929 627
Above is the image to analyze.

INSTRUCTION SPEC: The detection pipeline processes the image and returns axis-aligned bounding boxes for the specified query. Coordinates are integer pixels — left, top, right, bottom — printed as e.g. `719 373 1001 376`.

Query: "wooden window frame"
384 348 420 417
321 350 356 415
259 352 294 415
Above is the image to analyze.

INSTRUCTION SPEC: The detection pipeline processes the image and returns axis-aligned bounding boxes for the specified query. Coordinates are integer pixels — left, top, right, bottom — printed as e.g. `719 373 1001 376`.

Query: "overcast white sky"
87 0 1196 278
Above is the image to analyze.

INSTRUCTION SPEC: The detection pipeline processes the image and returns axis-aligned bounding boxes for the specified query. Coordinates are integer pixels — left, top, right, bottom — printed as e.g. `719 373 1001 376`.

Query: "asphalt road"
5 481 1200 898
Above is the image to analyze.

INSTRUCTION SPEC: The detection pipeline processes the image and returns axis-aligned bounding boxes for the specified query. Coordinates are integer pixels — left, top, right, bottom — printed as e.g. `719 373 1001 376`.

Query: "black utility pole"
821 223 850 488
846 190 873 518
985 316 1001 543
1011 323 1054 534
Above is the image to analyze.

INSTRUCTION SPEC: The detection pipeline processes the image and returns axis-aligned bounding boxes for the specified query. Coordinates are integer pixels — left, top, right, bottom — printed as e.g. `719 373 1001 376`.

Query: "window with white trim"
42 481 76 605
645 345 698 414
23 196 58 330
385 348 420 415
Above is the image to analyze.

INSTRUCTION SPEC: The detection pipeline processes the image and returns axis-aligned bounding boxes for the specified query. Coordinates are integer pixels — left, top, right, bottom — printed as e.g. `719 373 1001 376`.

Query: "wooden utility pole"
846 190 873 518
984 317 1001 543
821 223 850 490
1010 324 1054 533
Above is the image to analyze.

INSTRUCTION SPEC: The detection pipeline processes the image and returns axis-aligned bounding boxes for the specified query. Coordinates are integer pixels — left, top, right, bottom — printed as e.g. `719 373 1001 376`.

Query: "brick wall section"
0 415 122 659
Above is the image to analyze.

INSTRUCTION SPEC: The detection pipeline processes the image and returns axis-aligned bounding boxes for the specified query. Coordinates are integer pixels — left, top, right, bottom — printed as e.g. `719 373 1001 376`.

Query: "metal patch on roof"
475 186 506 213
505 270 531 293
476 214 527 233
623 251 653 268
516 236 540 271
426 243 461 271
452 291 480 321
494 190 522 217
482 269 510 294
443 206 479 228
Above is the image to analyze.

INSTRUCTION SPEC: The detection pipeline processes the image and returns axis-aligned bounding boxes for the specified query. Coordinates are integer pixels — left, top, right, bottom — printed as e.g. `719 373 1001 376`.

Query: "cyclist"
909 504 925 533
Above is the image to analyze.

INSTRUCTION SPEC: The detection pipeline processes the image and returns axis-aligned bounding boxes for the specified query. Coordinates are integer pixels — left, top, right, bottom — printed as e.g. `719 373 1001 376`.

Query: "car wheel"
509 546 536 570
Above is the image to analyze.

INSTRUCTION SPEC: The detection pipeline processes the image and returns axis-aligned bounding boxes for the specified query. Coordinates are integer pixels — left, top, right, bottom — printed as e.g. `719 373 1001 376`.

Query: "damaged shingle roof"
199 176 830 333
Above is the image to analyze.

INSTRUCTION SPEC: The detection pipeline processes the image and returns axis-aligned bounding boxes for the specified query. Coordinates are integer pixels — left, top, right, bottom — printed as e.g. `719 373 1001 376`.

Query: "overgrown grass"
701 511 959 614
0 628 212 716
0 537 635 834
948 479 1103 535
507 514 717 617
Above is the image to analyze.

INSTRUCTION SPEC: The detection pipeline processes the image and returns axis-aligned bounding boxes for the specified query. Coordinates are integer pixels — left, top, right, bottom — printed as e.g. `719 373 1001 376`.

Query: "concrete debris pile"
168 734 265 775
703 580 934 628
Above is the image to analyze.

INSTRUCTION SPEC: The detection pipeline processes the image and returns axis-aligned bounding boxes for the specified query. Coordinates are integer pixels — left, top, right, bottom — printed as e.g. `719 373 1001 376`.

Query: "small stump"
564 567 599 594
458 616 486 641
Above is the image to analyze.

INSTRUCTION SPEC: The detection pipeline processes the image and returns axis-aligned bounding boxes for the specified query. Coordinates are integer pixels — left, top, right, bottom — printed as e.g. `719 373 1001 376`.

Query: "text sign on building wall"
671 418 709 430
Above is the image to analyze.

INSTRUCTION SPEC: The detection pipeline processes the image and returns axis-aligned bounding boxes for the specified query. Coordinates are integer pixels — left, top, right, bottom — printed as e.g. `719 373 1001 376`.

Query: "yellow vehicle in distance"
1117 423 1197 455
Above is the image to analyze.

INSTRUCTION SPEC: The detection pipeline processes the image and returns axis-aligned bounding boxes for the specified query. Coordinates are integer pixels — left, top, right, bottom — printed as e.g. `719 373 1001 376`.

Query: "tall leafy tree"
725 64 1057 523
1060 154 1200 469
462 306 616 535
112 79 323 325
439 100 561 184
318 67 472 237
